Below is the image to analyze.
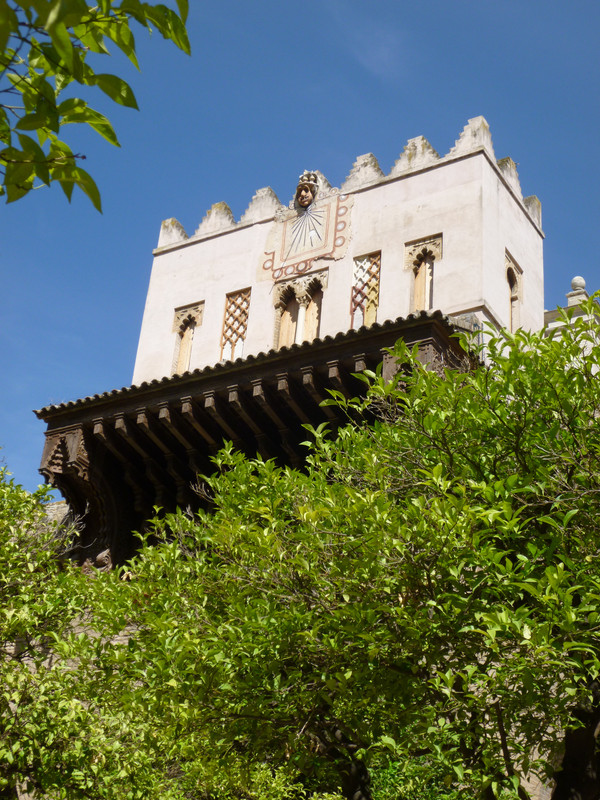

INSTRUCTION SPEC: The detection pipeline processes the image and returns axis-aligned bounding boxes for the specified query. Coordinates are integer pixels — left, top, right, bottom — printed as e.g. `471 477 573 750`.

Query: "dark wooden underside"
36 314 463 562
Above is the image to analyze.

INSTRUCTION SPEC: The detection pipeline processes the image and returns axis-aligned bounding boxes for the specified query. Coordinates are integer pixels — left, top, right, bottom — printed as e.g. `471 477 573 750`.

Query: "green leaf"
0 108 10 147
2 147 36 202
176 0 188 23
73 21 111 54
119 0 148 27
71 166 102 211
142 4 190 54
51 161 102 211
379 735 397 752
92 73 138 109
46 0 66 29
5 180 32 203
47 19 74 71
58 177 74 201
17 132 50 184
30 72 58 106
15 112 53 132
56 97 86 114
0 2 20 53
102 16 140 68
61 104 120 146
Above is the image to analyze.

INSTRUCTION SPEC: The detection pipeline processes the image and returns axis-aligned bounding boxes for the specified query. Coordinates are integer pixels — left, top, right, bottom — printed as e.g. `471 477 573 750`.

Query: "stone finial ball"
571 276 586 291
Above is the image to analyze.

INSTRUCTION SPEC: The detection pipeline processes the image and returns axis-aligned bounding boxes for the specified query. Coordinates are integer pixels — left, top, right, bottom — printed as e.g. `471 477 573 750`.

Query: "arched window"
275 273 326 349
404 236 442 315
507 265 519 331
505 252 523 332
172 302 204 375
303 282 323 342
412 249 434 312
278 290 299 349
174 318 195 374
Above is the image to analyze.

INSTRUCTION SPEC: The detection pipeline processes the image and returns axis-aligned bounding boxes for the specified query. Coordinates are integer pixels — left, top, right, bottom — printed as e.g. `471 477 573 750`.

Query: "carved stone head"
295 170 319 209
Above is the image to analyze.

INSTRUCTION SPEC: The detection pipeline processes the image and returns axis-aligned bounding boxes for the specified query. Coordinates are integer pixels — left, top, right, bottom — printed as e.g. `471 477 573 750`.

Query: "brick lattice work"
351 252 381 327
221 288 251 360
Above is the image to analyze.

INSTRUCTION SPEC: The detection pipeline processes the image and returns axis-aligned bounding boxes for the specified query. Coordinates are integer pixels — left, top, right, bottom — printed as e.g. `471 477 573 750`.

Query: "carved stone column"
294 292 310 345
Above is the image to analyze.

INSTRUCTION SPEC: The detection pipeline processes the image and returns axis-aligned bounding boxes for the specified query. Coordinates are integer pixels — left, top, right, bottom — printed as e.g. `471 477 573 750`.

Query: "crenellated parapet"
524 195 542 228
240 187 282 224
445 115 496 161
496 157 523 200
157 217 188 248
195 201 236 237
390 136 440 177
156 116 541 252
341 153 384 192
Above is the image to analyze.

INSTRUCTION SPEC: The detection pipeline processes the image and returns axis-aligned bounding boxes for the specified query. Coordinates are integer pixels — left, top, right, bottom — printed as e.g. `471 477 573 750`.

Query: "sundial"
261 170 353 281
284 203 327 259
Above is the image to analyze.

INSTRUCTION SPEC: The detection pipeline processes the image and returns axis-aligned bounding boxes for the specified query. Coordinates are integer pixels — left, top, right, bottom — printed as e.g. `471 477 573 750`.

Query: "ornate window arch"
274 271 328 349
172 302 204 375
405 235 442 313
304 281 323 342
277 285 300 349
505 251 522 331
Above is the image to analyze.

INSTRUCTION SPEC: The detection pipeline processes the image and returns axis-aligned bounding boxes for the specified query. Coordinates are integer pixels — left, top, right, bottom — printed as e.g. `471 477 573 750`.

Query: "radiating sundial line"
307 217 323 243
287 215 310 257
282 203 329 263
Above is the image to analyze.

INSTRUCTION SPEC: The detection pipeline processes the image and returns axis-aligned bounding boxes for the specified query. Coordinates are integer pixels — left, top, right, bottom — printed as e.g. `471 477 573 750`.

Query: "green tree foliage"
0 470 193 798
76 301 600 799
0 0 190 210
3 303 600 798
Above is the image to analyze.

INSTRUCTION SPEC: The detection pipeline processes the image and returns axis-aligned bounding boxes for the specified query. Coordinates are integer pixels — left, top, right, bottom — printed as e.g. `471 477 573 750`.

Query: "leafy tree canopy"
2 301 600 799
0 0 190 210
0 470 198 799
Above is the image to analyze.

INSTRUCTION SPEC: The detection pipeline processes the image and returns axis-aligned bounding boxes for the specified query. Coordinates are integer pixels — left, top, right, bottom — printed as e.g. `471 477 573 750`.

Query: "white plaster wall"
133 220 272 384
335 158 486 330
132 150 544 385
480 161 544 332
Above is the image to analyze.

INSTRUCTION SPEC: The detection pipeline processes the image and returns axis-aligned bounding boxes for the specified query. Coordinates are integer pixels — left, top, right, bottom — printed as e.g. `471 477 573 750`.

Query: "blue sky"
1 0 599 492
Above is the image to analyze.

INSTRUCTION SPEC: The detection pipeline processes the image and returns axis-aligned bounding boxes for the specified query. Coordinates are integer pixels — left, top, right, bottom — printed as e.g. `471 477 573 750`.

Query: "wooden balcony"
36 312 464 562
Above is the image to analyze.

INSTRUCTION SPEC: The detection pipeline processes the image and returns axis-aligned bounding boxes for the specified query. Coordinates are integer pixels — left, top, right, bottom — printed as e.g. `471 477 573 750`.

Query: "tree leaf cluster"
2 300 600 798
0 0 189 209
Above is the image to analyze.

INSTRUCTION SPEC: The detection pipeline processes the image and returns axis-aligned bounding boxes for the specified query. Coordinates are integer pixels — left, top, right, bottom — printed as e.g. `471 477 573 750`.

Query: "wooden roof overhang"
35 312 462 561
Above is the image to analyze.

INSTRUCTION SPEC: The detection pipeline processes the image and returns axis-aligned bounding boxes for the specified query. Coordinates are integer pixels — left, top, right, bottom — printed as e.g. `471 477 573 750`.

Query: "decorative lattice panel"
351 253 381 326
221 288 251 360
